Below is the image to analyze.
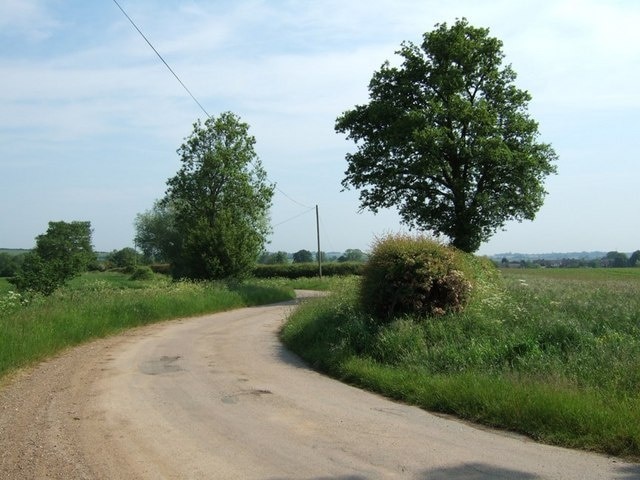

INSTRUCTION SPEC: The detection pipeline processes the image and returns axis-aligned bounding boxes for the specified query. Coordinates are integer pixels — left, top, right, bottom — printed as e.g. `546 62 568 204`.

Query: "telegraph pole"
316 205 322 278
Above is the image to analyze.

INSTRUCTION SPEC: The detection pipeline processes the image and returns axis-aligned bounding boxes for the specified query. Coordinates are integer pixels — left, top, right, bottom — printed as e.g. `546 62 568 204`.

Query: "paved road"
1 292 638 479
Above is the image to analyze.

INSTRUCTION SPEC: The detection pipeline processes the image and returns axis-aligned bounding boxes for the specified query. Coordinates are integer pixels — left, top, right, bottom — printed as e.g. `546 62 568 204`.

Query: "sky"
1 0 639 256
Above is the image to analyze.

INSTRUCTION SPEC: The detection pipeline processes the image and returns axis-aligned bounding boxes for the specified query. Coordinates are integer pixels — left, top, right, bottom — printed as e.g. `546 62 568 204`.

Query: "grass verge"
280 271 640 459
0 272 294 379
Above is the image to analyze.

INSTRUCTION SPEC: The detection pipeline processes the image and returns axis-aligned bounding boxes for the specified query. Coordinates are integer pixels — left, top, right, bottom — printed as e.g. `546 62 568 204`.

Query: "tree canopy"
11 221 95 294
336 19 557 252
134 200 180 263
292 249 314 263
338 248 367 263
107 247 140 269
161 112 274 279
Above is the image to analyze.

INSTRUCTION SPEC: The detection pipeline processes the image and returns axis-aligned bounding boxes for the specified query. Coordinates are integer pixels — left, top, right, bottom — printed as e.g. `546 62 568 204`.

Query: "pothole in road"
139 355 183 375
221 389 272 404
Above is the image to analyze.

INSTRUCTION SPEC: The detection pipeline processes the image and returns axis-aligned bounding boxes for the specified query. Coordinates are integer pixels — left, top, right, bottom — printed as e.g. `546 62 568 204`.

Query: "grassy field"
281 268 640 459
0 271 295 379
0 277 11 295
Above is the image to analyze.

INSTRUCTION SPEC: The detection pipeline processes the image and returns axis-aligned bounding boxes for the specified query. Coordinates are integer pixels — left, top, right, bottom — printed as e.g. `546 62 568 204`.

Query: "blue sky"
1 0 639 255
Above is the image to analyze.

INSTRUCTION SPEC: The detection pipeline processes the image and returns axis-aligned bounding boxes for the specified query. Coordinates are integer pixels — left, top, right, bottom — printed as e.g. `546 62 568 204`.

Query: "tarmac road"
0 291 638 479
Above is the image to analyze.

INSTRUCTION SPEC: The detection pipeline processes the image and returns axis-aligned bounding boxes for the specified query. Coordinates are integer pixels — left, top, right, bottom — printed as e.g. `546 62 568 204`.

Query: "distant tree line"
499 250 640 269
256 249 368 265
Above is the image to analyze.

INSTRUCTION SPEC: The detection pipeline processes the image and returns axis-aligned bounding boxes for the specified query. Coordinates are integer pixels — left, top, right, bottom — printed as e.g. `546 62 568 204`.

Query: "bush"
360 234 473 321
253 262 364 279
129 266 155 281
150 264 171 275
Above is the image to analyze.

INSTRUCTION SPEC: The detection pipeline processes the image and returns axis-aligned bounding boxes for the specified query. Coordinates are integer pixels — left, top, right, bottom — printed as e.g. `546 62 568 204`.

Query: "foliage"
281 270 640 459
360 234 475 321
0 290 27 316
107 247 141 269
134 200 180 263
337 248 367 263
605 251 629 268
258 251 289 264
0 277 12 295
629 250 640 267
0 253 21 277
292 249 314 263
253 261 364 279
149 263 171 275
162 112 274 280
336 19 557 252
10 221 95 295
129 266 155 281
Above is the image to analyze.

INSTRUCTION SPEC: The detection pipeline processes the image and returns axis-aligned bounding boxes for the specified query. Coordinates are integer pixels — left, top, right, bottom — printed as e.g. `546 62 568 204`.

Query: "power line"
111 0 211 119
318 213 336 252
275 187 312 209
112 0 313 211
272 206 315 228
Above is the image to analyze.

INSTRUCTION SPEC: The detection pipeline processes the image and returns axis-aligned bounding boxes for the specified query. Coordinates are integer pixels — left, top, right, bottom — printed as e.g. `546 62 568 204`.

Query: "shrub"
150 264 171 275
252 262 364 279
360 234 473 322
129 266 155 281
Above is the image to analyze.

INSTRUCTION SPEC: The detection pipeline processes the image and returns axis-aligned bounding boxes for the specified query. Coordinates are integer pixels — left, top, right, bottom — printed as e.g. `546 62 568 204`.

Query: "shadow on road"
265 462 542 479
265 460 640 479
416 462 541 479
274 339 314 371
267 477 367 480
266 461 640 479
616 464 640 479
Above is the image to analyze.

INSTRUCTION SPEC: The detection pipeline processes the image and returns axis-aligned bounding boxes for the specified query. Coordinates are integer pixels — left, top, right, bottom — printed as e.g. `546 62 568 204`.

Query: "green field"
281 268 640 459
0 277 11 295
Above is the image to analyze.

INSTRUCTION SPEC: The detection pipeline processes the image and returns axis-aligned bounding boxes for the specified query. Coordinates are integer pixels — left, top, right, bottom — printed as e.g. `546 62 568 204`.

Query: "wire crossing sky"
111 0 212 119
110 0 313 217
1 1 639 254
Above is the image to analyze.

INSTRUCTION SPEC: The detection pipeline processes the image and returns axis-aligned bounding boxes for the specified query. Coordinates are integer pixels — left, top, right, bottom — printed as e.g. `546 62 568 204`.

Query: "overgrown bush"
360 234 473 321
129 266 154 281
149 264 171 275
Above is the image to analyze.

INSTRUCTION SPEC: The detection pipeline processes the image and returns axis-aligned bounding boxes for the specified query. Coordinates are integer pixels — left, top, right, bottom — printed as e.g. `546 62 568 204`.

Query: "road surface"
1 292 638 479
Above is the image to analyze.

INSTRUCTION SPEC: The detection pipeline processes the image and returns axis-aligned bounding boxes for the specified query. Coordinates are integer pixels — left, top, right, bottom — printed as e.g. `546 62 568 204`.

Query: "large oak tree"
336 19 557 252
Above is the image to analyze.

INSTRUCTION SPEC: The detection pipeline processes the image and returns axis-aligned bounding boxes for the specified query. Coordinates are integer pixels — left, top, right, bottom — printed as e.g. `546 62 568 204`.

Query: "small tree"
0 253 19 277
336 19 557 253
107 247 140 269
11 221 95 294
292 249 313 263
629 250 640 267
134 200 180 263
338 248 367 263
163 112 274 279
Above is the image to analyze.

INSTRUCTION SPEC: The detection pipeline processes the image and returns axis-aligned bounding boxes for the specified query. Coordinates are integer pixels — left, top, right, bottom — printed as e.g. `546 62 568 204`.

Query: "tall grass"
281 270 640 459
0 272 294 379
0 277 11 295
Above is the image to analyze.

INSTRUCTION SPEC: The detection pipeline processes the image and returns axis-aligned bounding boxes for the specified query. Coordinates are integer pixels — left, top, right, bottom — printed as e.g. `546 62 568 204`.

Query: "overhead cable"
111 0 211 119
112 0 313 211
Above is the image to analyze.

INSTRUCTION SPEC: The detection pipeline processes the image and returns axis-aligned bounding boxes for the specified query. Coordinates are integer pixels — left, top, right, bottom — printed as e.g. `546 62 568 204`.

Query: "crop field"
282 267 640 459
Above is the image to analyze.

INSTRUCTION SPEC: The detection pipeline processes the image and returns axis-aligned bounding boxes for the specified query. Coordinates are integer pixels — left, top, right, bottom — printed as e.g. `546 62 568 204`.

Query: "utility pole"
316 205 322 278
